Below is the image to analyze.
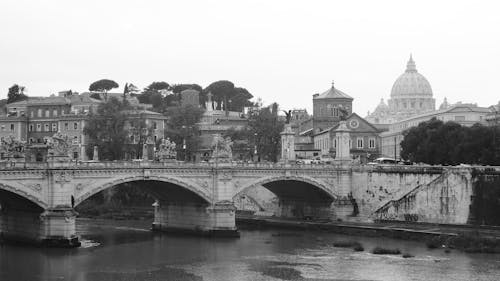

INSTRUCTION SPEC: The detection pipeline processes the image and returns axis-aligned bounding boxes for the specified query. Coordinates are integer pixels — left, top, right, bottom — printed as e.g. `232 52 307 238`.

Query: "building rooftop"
313 82 353 100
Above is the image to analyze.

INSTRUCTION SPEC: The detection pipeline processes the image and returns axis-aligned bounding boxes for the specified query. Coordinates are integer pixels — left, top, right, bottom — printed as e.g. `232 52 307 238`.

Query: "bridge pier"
0 207 79 247
152 200 238 237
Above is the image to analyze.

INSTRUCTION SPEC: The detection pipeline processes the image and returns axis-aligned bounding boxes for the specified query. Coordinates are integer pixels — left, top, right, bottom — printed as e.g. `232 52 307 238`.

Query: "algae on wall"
468 170 500 225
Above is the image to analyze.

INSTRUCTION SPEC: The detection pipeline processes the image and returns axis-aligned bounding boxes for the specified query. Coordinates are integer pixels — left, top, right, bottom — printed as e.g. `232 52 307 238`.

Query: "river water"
1 219 500 281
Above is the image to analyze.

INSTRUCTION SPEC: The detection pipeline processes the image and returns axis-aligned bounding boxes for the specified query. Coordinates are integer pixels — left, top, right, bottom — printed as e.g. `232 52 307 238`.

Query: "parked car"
367 157 398 165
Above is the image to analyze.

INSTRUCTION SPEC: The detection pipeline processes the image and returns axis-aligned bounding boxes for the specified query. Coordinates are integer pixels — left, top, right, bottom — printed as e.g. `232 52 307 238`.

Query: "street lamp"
253 133 258 162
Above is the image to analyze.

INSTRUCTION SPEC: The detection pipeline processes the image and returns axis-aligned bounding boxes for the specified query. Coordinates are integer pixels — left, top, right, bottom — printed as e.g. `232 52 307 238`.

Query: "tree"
204 80 235 111
89 79 119 92
224 102 283 162
400 118 500 165
84 97 130 160
136 81 171 110
145 81 170 92
203 81 253 112
163 104 205 161
126 118 154 159
7 84 28 104
248 103 284 162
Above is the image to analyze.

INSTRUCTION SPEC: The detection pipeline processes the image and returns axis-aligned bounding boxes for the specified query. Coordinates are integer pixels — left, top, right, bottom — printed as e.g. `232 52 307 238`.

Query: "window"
74 136 78 143
64 123 69 130
53 109 58 117
357 138 364 149
45 110 50 118
52 123 57 132
154 135 157 143
333 138 337 148
455 116 465 121
369 138 376 149
30 111 34 118
74 122 78 130
130 135 134 143
10 124 14 131
73 152 78 159
0 125 4 131
153 122 157 130
44 124 49 132
29 124 34 132
36 124 41 131
37 109 42 117
333 107 339 117
29 138 34 143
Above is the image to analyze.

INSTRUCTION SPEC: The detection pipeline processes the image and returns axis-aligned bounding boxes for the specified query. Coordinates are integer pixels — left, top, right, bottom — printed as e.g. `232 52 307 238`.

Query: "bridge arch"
233 175 338 201
75 175 211 207
0 182 47 209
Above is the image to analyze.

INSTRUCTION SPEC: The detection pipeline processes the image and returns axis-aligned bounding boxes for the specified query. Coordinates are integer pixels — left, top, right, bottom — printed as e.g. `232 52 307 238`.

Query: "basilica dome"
390 55 433 98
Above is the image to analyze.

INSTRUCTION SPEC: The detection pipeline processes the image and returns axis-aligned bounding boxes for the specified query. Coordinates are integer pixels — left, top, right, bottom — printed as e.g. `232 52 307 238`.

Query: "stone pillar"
334 121 351 162
39 208 80 247
152 200 238 237
280 124 295 162
142 143 149 161
92 145 99 161
332 168 356 221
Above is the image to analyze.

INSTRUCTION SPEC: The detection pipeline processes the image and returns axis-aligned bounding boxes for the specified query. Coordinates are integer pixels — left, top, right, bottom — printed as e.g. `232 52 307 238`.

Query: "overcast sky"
1 0 499 115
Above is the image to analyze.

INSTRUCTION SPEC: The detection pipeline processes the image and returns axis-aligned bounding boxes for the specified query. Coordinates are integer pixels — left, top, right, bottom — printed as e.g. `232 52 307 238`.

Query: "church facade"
366 55 436 124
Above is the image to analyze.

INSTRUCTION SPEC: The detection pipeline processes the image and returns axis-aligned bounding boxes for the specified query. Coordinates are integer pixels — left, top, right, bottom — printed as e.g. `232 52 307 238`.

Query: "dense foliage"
163 104 205 161
84 97 130 160
89 79 119 92
7 84 28 104
224 102 284 162
400 118 500 165
204 80 254 112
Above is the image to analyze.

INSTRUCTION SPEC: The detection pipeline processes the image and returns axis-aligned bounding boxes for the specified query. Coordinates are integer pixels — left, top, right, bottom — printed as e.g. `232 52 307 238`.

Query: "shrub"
372 247 401 255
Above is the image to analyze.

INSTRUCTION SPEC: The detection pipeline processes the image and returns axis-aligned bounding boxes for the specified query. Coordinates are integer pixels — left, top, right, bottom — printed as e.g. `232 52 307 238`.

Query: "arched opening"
76 180 209 218
0 188 45 243
235 178 336 220
75 179 213 238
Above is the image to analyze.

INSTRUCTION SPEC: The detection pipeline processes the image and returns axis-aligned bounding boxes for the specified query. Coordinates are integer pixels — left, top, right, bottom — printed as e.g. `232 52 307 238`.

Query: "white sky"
1 0 499 116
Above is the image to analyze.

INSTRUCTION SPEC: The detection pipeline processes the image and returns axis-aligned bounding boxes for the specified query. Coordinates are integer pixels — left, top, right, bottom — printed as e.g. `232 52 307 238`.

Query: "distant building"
196 110 249 161
485 101 500 126
313 82 353 133
0 92 166 161
366 55 435 124
380 103 490 159
312 113 383 161
180 89 200 107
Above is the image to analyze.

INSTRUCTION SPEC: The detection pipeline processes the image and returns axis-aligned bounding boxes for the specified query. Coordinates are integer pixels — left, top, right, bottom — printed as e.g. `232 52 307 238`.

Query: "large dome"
390 55 433 98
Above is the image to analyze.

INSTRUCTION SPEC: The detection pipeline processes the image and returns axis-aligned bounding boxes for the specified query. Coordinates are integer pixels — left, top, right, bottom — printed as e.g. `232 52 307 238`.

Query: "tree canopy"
84 97 130 160
400 118 500 165
203 80 253 112
7 84 28 104
89 79 119 92
223 102 283 162
163 104 205 161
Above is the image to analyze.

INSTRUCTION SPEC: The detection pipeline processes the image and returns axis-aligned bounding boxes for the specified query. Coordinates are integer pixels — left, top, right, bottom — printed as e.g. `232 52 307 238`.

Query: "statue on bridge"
211 134 233 161
47 132 71 160
0 136 26 161
156 138 177 161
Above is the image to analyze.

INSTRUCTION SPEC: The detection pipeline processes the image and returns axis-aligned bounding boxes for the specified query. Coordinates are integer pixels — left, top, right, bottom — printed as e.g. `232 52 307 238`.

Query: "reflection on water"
1 218 500 281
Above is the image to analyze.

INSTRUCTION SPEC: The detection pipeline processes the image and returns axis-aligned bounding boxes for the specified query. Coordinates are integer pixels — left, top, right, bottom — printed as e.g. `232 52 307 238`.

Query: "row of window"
30 108 67 118
28 122 80 132
317 106 346 117
0 124 16 131
316 137 377 150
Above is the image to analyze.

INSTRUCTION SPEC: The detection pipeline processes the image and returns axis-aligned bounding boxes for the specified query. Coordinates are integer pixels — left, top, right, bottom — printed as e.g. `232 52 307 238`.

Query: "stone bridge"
1 161 493 247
